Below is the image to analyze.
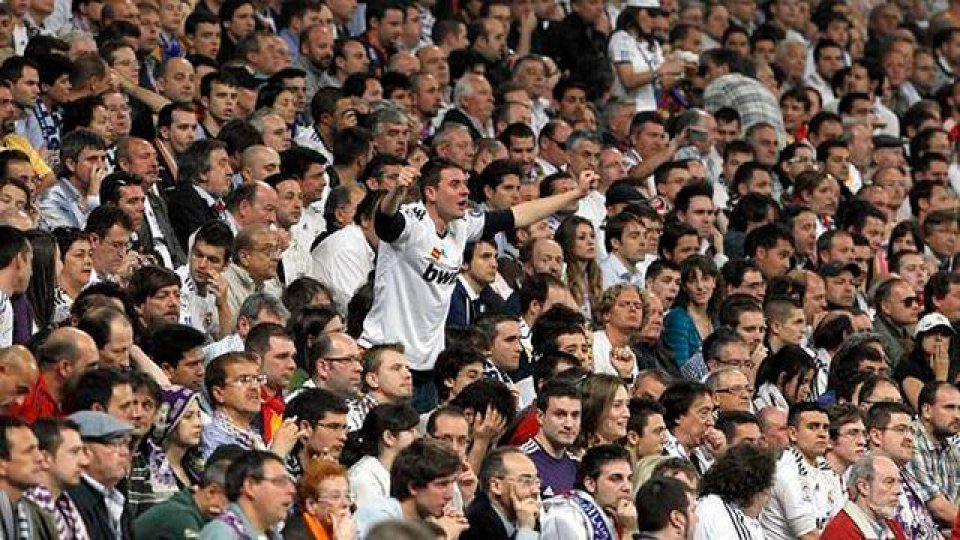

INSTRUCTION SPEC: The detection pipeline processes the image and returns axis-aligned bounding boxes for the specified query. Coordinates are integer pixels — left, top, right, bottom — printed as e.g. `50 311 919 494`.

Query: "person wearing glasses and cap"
65 410 135 540
894 312 956 410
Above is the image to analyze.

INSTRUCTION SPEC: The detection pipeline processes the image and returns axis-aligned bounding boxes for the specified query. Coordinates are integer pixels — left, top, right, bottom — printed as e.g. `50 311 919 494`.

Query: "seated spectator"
284 459 356 540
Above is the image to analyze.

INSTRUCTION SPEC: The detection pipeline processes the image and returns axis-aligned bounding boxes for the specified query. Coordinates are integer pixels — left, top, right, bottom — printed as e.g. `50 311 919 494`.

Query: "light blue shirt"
38 178 98 230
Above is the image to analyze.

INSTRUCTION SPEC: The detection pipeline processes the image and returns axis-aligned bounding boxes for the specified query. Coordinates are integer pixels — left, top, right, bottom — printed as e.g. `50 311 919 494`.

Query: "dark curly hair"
699 443 776 508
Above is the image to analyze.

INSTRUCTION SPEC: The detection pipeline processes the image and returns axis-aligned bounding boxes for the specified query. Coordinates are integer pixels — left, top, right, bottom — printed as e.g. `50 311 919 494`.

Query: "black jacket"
542 12 613 93
67 477 134 540
164 183 220 250
461 492 534 540
138 190 187 268
441 108 486 141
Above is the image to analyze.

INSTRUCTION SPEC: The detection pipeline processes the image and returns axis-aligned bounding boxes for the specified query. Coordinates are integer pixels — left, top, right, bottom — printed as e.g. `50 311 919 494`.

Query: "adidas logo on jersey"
422 262 458 285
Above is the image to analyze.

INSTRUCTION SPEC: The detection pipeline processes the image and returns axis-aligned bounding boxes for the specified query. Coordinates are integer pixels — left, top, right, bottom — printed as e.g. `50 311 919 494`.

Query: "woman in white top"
608 0 682 112
345 403 420 507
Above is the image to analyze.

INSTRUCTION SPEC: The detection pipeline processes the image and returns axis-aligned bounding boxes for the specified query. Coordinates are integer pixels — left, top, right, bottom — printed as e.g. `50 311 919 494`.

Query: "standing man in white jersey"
361 157 595 411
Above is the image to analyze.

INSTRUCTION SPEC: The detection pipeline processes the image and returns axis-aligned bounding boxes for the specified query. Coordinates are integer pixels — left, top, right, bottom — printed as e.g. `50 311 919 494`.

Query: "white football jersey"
360 202 485 370
0 291 11 347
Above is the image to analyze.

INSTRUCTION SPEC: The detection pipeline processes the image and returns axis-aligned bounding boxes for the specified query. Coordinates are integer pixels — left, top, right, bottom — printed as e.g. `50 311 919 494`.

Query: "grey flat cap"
67 411 133 441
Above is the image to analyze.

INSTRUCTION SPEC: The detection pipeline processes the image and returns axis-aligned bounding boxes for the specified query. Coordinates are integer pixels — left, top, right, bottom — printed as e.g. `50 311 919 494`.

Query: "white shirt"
348 455 391 508
176 265 219 338
280 233 313 286
761 447 845 540
608 30 663 112
599 253 643 290
0 291 11 347
360 202 486 371
311 223 375 314
591 330 638 380
695 494 765 540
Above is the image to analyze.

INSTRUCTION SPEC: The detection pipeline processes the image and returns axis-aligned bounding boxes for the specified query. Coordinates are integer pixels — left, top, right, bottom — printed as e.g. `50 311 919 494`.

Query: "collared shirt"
38 178 97 230
906 419 960 505
346 394 379 433
704 73 786 137
222 263 283 329
598 253 643 291
82 474 124 539
200 410 266 460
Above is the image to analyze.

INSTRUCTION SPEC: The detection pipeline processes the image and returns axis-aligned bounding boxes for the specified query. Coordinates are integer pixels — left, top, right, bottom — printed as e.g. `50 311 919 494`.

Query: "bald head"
157 57 196 103
0 345 39 408
40 327 100 377
240 145 281 184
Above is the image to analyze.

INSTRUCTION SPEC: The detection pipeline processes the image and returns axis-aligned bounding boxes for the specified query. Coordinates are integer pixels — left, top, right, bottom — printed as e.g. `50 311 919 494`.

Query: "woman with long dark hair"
24 229 58 331
555 215 603 318
343 403 420 507
608 2 681 113
662 254 719 369
753 345 817 410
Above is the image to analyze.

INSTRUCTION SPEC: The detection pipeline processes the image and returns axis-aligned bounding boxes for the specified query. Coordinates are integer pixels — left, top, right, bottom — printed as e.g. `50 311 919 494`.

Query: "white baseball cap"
914 312 956 338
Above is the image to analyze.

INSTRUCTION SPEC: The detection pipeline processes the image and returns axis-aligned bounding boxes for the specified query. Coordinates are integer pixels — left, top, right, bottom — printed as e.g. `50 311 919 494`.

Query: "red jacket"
821 507 907 540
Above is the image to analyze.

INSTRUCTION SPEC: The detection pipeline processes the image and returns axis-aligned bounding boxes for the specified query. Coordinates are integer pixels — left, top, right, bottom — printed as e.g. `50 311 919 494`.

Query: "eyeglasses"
226 374 267 387
715 384 754 395
715 358 756 370
316 490 353 504
324 354 362 364
881 425 913 435
256 475 294 488
316 421 347 431
901 296 919 308
837 428 866 439
500 475 541 488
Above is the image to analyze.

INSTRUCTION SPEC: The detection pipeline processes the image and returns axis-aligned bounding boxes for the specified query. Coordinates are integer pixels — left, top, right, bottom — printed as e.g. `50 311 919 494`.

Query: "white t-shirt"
695 494 765 540
760 447 844 540
608 30 663 113
360 202 486 370
311 223 376 314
